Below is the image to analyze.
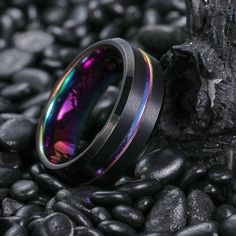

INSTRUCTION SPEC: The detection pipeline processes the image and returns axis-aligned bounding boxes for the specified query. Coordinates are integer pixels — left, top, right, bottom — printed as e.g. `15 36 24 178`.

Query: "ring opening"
40 45 123 164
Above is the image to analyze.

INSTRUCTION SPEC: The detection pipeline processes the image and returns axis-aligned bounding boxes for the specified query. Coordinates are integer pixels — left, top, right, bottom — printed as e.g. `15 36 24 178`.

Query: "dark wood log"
146 0 236 170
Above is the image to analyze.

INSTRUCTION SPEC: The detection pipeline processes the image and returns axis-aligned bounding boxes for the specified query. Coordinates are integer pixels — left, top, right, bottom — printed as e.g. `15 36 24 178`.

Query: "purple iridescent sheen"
41 46 123 164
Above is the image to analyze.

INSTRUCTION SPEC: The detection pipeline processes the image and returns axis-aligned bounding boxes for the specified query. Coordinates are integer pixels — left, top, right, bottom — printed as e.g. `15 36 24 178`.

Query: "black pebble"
176 222 219 236
12 68 52 92
0 151 21 169
179 164 207 189
4 225 27 236
124 6 142 28
208 165 233 184
15 204 43 225
145 185 187 233
74 226 103 236
1 82 34 101
29 163 45 178
116 178 161 198
0 49 33 79
32 212 74 236
112 204 144 228
42 6 68 25
55 185 101 209
98 220 136 236
221 214 236 236
10 180 38 201
115 176 133 186
23 106 41 118
0 167 21 187
90 206 112 225
99 21 122 40
20 91 50 110
187 189 215 225
91 191 132 208
54 201 93 227
135 147 186 184
134 196 154 214
143 8 161 26
215 204 236 223
0 188 8 202
2 198 23 216
14 30 54 53
0 216 25 235
35 173 66 194
0 118 35 151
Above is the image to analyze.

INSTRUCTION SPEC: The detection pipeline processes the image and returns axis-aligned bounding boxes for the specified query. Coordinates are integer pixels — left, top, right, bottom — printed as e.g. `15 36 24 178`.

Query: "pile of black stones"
0 0 235 235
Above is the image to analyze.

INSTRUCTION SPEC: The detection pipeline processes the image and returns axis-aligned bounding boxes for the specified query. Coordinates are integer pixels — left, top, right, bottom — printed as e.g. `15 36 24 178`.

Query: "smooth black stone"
0 82 34 100
5 8 25 29
145 0 186 14
164 11 181 23
143 9 161 26
208 165 233 184
134 196 154 214
194 181 224 203
39 59 63 71
179 164 207 189
0 151 21 169
139 233 174 236
15 204 43 225
56 186 101 209
42 44 61 60
187 189 215 226
20 91 50 110
9 0 31 7
0 217 25 234
43 6 68 25
10 180 38 201
69 4 89 25
116 178 161 198
90 206 111 225
0 14 15 42
99 21 122 40
35 173 66 194
89 6 108 28
54 201 93 227
102 1 125 17
0 39 7 51
91 191 132 208
215 204 236 223
14 30 54 53
74 226 103 236
23 106 41 118
12 68 52 91
58 47 79 64
138 25 185 54
98 220 136 236
4 225 27 236
29 194 49 207
124 6 142 27
29 163 45 178
0 118 35 151
27 218 44 234
0 113 36 125
89 85 119 131
45 197 56 214
135 147 186 184
2 198 23 216
115 176 134 187
74 25 89 40
48 26 77 46
0 98 15 113
176 222 219 236
0 167 21 187
145 186 187 233
0 188 8 202
221 214 236 236
79 34 96 49
112 204 144 228
32 213 74 236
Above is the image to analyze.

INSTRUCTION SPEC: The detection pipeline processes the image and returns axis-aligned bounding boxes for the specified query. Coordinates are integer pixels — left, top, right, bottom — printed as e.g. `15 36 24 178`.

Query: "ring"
36 38 164 185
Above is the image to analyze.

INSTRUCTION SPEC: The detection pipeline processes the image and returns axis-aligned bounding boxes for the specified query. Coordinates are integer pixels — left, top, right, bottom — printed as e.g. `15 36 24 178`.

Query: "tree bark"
147 0 236 170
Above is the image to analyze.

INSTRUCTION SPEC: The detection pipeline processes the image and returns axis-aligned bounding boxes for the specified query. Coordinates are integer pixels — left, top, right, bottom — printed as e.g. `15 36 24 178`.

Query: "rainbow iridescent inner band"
39 46 123 164
84 50 154 184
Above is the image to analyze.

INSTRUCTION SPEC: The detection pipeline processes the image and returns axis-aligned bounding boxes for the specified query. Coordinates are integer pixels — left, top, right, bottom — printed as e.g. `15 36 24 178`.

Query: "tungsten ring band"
36 38 164 185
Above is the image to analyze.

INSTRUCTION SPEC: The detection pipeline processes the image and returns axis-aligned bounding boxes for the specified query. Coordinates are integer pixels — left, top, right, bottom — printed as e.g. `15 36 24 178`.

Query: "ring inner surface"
40 45 123 165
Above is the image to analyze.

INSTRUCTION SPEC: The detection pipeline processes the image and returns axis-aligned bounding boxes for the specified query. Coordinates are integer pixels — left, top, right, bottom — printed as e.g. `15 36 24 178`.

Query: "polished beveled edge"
37 38 139 170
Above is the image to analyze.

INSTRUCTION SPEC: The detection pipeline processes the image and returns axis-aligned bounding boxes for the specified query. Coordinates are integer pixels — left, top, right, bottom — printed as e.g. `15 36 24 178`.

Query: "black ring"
36 38 164 185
